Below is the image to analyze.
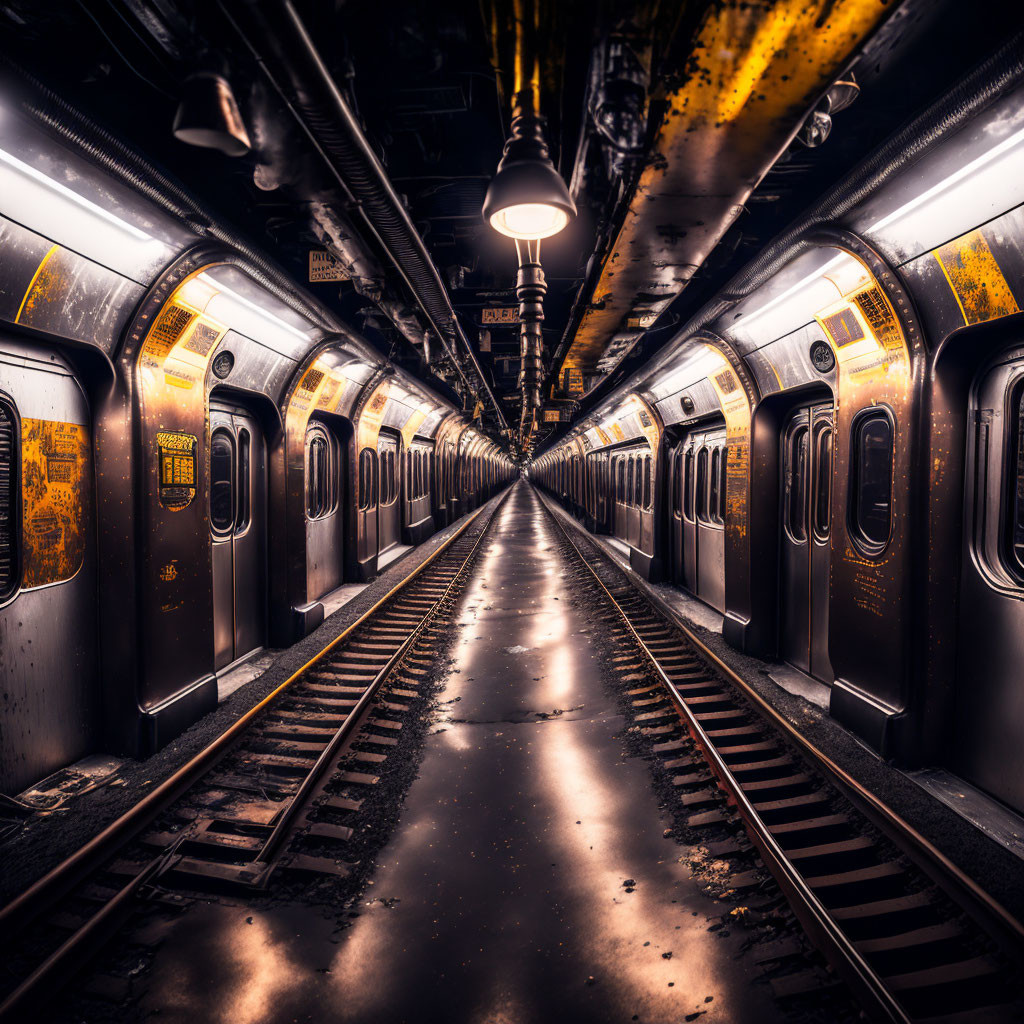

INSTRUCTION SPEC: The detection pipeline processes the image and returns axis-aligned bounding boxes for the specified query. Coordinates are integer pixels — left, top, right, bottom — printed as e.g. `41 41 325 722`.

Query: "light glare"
489 202 568 240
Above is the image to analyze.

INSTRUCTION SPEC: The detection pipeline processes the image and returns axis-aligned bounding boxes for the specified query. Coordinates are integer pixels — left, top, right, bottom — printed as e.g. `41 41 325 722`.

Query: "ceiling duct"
222 0 508 434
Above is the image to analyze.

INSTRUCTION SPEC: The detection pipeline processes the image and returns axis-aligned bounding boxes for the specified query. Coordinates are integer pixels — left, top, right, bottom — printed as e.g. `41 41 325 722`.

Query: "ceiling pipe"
221 0 509 435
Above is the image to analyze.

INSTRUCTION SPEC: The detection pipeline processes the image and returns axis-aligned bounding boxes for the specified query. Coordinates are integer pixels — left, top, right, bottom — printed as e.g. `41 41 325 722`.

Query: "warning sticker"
157 430 198 511
21 418 90 588
309 250 349 282
481 307 520 325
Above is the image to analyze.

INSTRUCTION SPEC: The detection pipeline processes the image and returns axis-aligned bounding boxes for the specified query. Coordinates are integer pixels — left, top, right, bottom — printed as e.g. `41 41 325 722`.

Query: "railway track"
0 491 509 1022
537 488 1024 1024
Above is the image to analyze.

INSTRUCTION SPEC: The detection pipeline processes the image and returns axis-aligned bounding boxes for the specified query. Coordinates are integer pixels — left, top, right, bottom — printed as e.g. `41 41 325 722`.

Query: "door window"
358 448 377 510
709 447 721 524
672 450 682 516
236 428 251 530
683 449 694 520
696 447 710 523
850 411 893 554
379 447 395 505
210 429 235 534
813 426 833 541
786 426 809 542
305 425 335 520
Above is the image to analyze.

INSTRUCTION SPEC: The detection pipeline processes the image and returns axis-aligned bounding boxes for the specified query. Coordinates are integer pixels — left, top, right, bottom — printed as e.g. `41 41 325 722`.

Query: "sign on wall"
308 250 349 282
156 430 198 511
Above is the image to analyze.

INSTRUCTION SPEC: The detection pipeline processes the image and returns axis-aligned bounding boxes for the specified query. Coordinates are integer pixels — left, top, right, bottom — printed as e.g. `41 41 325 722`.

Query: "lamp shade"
173 71 252 158
483 115 576 240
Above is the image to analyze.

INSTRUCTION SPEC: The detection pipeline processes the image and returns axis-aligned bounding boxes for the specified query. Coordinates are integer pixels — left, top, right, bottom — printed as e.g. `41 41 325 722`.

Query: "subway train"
0 100 514 794
531 56 1024 821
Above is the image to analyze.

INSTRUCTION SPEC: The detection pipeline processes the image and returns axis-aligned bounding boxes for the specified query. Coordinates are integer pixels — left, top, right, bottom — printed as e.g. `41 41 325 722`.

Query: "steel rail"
538 490 1024 960
538 489 910 1023
251 486 509 869
0 494 500 941
0 487 511 1022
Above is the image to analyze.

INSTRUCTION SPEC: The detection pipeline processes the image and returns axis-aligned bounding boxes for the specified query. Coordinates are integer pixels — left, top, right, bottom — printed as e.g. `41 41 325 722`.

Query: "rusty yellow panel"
705 349 752 538
357 382 390 451
15 244 60 324
817 281 907 387
21 417 90 588
400 409 428 446
933 229 1020 326
561 0 892 382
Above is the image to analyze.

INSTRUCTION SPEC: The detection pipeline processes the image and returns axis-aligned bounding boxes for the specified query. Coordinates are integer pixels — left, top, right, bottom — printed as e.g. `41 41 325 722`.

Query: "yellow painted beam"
560 0 894 385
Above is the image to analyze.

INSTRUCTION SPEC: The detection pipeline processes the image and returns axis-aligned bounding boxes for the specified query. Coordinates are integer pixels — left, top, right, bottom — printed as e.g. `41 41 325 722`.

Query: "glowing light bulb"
489 202 569 241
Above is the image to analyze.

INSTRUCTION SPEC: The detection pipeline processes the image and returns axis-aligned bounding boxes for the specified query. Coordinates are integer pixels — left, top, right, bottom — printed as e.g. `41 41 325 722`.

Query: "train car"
533 56 1024 818
0 105 514 793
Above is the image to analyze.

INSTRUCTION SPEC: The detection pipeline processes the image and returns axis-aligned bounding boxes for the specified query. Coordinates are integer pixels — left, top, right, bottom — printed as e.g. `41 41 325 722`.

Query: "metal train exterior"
533 61 1024 819
0 109 513 796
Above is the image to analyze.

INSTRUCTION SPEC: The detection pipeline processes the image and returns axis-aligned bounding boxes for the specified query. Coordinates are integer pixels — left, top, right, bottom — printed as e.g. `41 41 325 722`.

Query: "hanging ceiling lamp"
173 67 252 158
483 107 576 240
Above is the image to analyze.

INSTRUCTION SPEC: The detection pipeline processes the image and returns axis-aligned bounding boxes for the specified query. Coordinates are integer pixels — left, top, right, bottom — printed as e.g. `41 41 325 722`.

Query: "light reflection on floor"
116 484 786 1024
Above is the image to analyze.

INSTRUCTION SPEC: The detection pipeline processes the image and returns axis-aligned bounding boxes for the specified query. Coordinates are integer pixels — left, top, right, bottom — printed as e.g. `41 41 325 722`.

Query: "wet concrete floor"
131 482 787 1024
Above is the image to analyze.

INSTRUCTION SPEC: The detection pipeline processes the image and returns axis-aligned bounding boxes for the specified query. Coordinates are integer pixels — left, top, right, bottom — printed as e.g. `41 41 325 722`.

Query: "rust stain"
15 244 60 324
560 0 892 386
21 417 90 588
706 349 751 542
933 229 1020 326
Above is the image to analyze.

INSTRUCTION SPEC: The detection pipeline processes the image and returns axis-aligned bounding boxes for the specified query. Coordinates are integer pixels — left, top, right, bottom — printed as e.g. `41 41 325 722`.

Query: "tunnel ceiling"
0 0 1019 456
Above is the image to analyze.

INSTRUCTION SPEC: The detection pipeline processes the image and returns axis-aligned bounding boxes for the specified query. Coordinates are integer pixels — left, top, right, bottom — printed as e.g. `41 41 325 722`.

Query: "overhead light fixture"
173 70 252 158
195 272 309 340
483 108 575 241
0 149 152 240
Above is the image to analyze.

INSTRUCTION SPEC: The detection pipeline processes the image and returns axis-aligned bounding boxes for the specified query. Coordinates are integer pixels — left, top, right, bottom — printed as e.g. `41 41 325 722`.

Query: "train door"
0 340 99 793
955 352 1024 812
210 402 267 671
680 439 698 593
695 432 726 612
779 402 833 681
305 420 345 601
377 430 401 558
669 441 685 585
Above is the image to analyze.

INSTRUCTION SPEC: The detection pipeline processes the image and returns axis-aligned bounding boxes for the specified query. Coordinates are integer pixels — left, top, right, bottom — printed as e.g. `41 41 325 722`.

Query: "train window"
643 456 652 510
358 448 377 510
709 448 721 524
0 398 19 599
850 411 893 554
787 426 809 542
306 426 333 520
236 428 251 530
671 450 682 517
616 459 624 501
1006 384 1024 580
696 447 710 523
627 457 635 508
210 429 235 534
813 427 833 540
385 448 395 503
683 449 694 520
